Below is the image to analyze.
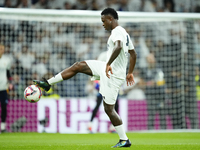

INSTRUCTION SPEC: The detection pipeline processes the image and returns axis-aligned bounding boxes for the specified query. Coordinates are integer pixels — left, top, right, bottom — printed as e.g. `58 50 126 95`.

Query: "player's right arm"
106 40 123 78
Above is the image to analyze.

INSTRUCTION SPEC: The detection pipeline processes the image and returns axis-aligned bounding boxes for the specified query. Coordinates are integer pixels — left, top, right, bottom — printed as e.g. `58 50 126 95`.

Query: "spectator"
52 25 68 49
131 24 150 69
194 5 200 12
167 68 183 129
12 33 26 57
95 0 106 10
118 0 129 11
105 0 119 11
63 1 73 10
163 0 175 12
46 0 66 9
73 0 89 10
32 55 49 78
32 0 48 9
174 0 191 12
16 0 32 8
9 74 24 99
0 43 13 133
0 0 16 7
184 36 199 129
76 37 95 60
87 0 99 10
142 0 158 12
194 32 200 66
195 66 200 100
3 0 13 8
3 44 14 63
16 45 35 72
0 0 4 6
128 0 142 11
31 30 52 57
140 53 168 130
49 51 68 74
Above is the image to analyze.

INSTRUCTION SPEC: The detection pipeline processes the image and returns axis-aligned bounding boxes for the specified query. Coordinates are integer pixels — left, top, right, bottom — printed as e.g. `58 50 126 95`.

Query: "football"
24 85 42 103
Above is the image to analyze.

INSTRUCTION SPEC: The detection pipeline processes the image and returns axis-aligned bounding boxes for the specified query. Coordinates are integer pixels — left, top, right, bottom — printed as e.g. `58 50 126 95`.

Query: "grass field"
0 132 200 150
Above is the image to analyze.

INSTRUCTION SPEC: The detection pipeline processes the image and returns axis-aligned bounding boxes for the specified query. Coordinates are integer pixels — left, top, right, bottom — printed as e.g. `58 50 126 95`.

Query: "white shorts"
85 60 125 105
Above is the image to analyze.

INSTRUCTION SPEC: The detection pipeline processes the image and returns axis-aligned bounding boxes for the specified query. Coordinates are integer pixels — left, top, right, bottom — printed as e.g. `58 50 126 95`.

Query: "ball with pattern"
24 85 42 103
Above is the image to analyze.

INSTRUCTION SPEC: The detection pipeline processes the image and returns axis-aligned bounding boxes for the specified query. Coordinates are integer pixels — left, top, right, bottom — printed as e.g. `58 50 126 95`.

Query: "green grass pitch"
0 132 200 150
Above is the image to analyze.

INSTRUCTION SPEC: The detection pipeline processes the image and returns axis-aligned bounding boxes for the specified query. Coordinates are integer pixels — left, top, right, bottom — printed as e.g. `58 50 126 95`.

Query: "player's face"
101 15 112 31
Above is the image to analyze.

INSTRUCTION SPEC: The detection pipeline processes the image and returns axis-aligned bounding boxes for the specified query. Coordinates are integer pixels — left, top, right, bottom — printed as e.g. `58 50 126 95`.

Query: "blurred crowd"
0 0 200 13
0 21 102 98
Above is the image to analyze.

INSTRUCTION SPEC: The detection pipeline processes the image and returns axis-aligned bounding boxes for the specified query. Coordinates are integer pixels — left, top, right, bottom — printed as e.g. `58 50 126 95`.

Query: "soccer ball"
24 85 42 103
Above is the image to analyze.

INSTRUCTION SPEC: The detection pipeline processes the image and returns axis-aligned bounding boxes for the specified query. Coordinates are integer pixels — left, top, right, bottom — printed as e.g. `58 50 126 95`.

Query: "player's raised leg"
33 61 93 91
103 102 131 148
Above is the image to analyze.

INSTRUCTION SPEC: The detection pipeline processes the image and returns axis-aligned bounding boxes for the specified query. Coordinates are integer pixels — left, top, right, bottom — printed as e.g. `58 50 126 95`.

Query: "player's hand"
105 64 113 79
9 83 14 90
126 73 135 86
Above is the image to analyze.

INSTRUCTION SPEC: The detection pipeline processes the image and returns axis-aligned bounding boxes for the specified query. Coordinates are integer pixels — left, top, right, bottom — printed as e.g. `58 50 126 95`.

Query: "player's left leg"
0 90 8 133
60 61 93 79
109 98 119 133
103 101 131 148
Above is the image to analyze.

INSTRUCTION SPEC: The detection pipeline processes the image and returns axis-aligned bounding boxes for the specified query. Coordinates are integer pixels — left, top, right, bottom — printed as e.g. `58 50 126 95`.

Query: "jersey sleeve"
128 34 134 50
111 29 123 43
6 57 12 70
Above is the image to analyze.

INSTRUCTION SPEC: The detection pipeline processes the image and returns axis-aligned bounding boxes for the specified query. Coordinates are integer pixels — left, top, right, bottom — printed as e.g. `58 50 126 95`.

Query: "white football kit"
0 55 11 91
86 26 134 104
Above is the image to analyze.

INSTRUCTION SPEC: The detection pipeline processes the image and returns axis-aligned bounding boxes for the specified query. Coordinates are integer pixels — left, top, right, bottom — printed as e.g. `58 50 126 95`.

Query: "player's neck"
112 24 119 30
112 25 119 30
112 21 119 30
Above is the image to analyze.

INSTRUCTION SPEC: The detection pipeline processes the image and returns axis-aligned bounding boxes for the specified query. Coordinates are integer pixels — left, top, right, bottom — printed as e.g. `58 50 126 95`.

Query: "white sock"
109 124 115 131
47 73 63 85
88 121 92 128
114 124 128 140
1 122 6 130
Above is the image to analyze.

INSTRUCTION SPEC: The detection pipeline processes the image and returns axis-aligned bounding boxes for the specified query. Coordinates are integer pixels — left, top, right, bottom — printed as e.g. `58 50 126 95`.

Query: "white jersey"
106 26 134 80
0 55 11 91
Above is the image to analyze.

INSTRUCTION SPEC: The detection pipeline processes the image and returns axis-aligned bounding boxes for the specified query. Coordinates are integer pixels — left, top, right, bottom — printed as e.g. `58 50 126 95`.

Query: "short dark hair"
101 8 118 20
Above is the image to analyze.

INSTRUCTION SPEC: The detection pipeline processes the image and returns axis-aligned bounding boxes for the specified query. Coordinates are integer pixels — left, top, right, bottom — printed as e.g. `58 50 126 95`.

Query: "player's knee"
72 62 82 72
72 61 89 74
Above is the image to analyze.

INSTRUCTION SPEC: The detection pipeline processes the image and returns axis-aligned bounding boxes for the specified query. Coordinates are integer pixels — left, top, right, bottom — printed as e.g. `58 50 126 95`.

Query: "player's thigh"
100 77 124 105
85 60 105 77
0 90 8 105
102 88 119 105
103 101 115 113
78 61 93 76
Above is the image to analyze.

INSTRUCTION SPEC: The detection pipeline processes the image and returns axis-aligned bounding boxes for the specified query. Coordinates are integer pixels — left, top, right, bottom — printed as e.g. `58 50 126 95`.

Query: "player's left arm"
106 40 122 78
126 49 137 86
7 69 13 90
